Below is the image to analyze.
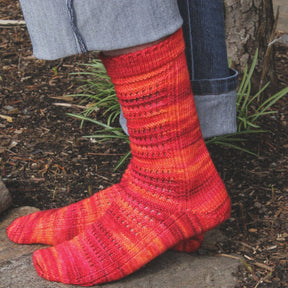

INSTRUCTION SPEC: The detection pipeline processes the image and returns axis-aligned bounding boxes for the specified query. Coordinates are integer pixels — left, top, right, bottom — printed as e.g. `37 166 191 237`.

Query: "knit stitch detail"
9 29 230 286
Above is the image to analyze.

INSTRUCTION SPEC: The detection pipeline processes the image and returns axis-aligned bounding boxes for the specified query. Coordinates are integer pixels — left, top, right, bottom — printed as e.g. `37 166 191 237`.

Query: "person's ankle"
103 36 169 57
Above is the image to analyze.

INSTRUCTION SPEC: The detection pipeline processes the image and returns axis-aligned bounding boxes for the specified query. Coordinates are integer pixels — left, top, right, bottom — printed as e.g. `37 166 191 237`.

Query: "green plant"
66 113 131 171
68 61 120 128
236 49 288 132
67 52 288 168
206 49 288 154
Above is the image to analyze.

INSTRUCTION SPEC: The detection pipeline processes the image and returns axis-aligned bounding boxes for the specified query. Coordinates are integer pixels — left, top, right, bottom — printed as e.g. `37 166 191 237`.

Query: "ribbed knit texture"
6 188 202 252
7 35 202 253
9 29 230 286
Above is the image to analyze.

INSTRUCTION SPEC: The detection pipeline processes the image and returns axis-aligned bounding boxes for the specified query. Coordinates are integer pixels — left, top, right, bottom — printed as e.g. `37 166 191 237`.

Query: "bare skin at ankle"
103 36 168 56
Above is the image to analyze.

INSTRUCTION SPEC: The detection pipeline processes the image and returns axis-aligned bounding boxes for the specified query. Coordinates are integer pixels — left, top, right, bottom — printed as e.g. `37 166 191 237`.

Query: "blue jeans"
120 0 238 138
19 0 183 59
19 0 237 138
179 0 238 137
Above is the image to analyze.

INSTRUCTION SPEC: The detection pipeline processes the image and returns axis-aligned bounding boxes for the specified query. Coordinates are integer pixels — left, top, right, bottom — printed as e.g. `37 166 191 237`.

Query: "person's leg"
8 0 204 252
178 0 238 138
32 29 230 285
179 0 229 79
120 0 238 138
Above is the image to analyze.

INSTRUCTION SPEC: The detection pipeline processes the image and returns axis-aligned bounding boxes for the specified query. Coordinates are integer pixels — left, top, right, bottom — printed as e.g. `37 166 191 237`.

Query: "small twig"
29 177 46 182
0 114 12 122
253 262 274 272
239 202 248 235
237 241 257 252
10 156 45 163
0 19 26 27
218 254 255 276
88 152 126 156
49 96 75 101
94 173 110 181
53 103 87 109
274 208 283 218
254 271 274 288
53 164 66 174
217 254 242 261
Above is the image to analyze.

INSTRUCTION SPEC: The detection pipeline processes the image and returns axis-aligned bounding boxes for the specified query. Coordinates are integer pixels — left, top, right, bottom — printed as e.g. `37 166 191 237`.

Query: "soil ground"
1 1 288 287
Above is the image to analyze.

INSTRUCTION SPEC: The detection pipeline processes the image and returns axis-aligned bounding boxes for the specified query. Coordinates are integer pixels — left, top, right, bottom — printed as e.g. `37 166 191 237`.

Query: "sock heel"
172 196 230 253
172 234 204 252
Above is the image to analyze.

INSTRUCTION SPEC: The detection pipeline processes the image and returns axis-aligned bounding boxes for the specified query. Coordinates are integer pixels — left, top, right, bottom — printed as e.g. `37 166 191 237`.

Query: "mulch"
1 1 288 287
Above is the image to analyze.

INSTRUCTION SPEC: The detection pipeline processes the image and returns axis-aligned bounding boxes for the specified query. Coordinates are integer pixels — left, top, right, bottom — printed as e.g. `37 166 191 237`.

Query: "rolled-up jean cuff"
120 89 238 139
120 69 238 138
191 68 238 95
194 89 237 139
19 0 183 60
192 68 238 138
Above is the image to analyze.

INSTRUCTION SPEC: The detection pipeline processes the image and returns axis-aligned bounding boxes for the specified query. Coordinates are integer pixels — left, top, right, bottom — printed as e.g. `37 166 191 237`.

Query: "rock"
0 180 12 214
0 207 240 288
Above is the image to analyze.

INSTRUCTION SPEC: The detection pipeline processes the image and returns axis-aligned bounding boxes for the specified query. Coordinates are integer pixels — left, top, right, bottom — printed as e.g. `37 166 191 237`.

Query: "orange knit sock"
7 187 120 245
7 166 202 252
30 29 230 286
7 41 202 254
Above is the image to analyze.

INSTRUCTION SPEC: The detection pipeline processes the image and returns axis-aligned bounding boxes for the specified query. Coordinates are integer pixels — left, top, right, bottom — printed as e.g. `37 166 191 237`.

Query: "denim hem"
120 88 238 139
19 0 183 60
194 89 237 139
191 68 238 95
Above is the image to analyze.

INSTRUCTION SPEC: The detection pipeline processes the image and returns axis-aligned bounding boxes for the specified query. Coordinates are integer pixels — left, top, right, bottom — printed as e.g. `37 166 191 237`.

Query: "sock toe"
33 248 61 283
7 217 30 244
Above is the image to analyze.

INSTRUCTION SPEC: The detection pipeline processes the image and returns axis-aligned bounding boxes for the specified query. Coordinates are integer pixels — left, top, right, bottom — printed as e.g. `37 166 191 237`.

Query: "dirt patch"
1 2 288 287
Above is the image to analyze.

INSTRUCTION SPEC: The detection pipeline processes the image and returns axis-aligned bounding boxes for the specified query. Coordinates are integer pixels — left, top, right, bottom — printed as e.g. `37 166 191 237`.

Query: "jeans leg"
121 0 238 138
176 0 238 138
178 0 229 80
19 0 183 60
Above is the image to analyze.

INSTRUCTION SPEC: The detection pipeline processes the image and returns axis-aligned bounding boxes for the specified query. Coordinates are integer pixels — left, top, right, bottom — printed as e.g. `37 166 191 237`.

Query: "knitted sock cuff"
100 28 185 80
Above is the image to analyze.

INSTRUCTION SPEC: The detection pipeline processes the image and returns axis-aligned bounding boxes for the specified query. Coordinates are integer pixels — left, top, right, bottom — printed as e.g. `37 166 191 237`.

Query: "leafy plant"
206 49 288 154
66 113 131 171
68 61 120 128
67 51 288 168
236 49 288 132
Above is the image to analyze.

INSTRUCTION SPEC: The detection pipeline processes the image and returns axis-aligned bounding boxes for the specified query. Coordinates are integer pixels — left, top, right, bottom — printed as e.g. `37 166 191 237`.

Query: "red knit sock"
7 186 203 251
31 29 230 286
7 41 202 254
7 187 117 245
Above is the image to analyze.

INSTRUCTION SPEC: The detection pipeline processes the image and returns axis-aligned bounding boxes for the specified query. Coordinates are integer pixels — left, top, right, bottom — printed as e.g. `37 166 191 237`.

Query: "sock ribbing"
14 29 230 286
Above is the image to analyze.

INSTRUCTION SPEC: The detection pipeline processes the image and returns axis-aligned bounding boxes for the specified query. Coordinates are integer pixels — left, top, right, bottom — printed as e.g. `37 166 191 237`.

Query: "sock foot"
6 188 113 245
32 197 230 286
6 189 204 253
173 234 204 252
10 28 231 286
